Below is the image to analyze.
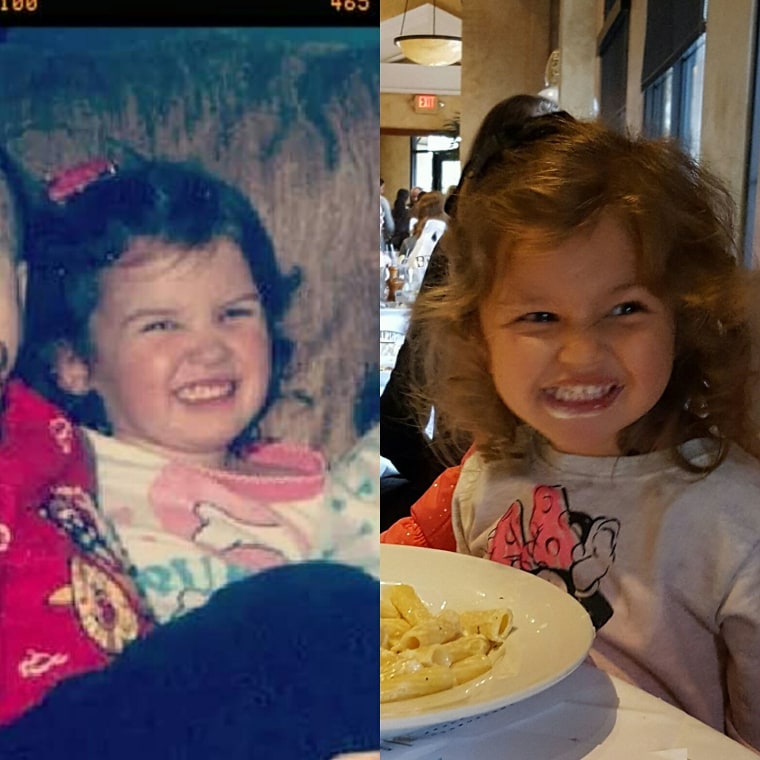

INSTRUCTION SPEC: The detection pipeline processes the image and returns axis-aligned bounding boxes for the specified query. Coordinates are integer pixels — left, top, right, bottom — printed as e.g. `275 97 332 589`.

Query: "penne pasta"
393 609 461 651
459 609 513 643
396 643 447 667
450 653 494 685
380 584 513 704
380 595 401 620
380 617 411 649
380 662 456 702
432 634 490 667
380 647 397 669
387 583 432 626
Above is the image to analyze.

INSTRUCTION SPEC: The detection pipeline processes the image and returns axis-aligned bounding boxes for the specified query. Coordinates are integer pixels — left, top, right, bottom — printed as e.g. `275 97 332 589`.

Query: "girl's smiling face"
84 237 270 468
479 213 676 457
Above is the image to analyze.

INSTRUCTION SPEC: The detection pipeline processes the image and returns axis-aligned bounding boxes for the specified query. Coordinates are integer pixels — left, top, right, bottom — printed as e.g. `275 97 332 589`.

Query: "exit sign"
414 94 439 113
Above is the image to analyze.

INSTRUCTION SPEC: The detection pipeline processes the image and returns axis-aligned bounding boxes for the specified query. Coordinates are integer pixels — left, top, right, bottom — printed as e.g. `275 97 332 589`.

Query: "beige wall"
460 0 553 159
701 0 757 235
381 133 412 205
557 0 598 119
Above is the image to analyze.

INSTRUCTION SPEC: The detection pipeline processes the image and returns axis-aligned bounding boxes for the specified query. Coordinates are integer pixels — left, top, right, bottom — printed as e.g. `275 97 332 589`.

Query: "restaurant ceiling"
380 0 462 95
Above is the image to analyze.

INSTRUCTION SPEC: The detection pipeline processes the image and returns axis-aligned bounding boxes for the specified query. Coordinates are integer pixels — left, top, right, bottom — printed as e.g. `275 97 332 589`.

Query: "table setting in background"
379 243 420 395
380 303 411 396
380 243 425 310
380 546 758 760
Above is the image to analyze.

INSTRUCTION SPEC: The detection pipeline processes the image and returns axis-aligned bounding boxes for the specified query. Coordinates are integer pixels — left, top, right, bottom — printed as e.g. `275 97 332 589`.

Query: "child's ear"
54 342 92 396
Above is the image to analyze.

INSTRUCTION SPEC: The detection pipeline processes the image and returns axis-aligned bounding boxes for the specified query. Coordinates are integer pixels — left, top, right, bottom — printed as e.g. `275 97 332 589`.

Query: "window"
410 134 460 193
643 35 705 158
640 0 706 156
743 5 760 266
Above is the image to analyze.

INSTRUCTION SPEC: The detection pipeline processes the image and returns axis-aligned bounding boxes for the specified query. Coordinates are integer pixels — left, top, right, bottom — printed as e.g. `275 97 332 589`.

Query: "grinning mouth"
540 383 623 418
175 380 236 403
544 383 617 403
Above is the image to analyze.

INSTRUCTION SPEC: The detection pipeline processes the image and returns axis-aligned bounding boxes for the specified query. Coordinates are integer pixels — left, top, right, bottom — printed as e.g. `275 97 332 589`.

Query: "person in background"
380 94 561 528
390 187 410 252
407 188 426 235
382 115 760 750
402 190 447 293
397 190 446 264
380 177 394 251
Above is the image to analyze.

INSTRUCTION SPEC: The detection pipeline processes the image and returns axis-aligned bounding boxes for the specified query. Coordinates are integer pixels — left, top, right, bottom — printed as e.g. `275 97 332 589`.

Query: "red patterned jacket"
0 380 153 724
380 465 461 551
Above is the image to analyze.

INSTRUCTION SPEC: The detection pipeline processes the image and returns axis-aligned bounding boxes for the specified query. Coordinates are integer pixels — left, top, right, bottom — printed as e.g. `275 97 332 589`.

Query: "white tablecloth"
380 303 412 339
380 663 757 759
380 306 411 392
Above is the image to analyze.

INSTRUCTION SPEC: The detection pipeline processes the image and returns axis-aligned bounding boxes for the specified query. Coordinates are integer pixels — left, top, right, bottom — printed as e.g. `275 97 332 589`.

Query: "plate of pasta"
380 544 595 737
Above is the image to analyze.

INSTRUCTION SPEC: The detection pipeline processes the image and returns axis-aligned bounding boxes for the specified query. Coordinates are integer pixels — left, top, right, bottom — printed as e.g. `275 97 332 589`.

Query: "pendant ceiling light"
394 0 462 67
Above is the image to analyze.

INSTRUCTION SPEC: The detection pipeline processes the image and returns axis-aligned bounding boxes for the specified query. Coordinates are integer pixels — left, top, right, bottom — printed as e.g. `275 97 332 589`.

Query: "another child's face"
0 179 24 381
479 212 675 457
87 237 270 467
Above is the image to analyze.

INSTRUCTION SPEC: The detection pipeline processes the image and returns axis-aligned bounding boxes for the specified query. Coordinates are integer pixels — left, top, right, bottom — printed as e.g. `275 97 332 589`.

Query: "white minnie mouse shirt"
450 438 760 748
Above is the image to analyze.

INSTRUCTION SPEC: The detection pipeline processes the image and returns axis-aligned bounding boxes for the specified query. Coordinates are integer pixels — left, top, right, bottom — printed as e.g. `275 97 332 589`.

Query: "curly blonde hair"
409 116 759 472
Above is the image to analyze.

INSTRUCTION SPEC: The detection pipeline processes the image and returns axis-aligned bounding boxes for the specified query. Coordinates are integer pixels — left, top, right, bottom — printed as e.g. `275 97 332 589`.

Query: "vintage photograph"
0 26 379 759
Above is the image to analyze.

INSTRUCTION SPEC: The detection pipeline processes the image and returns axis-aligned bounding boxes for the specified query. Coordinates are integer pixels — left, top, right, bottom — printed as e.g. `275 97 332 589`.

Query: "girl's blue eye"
221 306 256 320
140 319 177 333
518 312 557 323
610 301 646 317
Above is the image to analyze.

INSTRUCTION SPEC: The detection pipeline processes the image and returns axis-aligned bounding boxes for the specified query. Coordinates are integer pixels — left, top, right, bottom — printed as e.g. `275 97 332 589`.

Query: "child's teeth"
177 382 232 401
551 384 613 402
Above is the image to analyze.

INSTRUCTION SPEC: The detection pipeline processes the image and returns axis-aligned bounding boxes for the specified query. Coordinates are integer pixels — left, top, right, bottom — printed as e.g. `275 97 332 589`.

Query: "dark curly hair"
18 159 300 451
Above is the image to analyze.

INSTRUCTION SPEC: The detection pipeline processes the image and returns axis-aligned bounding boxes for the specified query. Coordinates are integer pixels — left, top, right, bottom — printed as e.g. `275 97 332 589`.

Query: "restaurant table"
380 302 412 334
380 662 758 759
380 303 412 394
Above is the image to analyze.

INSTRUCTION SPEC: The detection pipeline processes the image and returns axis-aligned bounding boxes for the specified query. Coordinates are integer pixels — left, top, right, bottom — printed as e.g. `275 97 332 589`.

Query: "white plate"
380 544 595 738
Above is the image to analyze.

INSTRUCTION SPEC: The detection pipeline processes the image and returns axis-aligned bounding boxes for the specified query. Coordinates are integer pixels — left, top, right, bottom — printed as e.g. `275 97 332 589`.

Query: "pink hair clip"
46 157 117 203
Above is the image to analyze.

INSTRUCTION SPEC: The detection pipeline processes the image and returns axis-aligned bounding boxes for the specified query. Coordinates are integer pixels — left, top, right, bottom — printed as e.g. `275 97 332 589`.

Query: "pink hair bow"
46 157 117 203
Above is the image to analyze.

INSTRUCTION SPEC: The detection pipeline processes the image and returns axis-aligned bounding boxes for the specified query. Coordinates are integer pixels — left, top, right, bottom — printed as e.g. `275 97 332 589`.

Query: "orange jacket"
380 464 462 551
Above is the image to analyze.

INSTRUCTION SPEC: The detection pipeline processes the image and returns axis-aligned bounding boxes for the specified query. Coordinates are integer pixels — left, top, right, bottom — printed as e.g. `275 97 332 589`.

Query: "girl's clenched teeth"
175 380 235 402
